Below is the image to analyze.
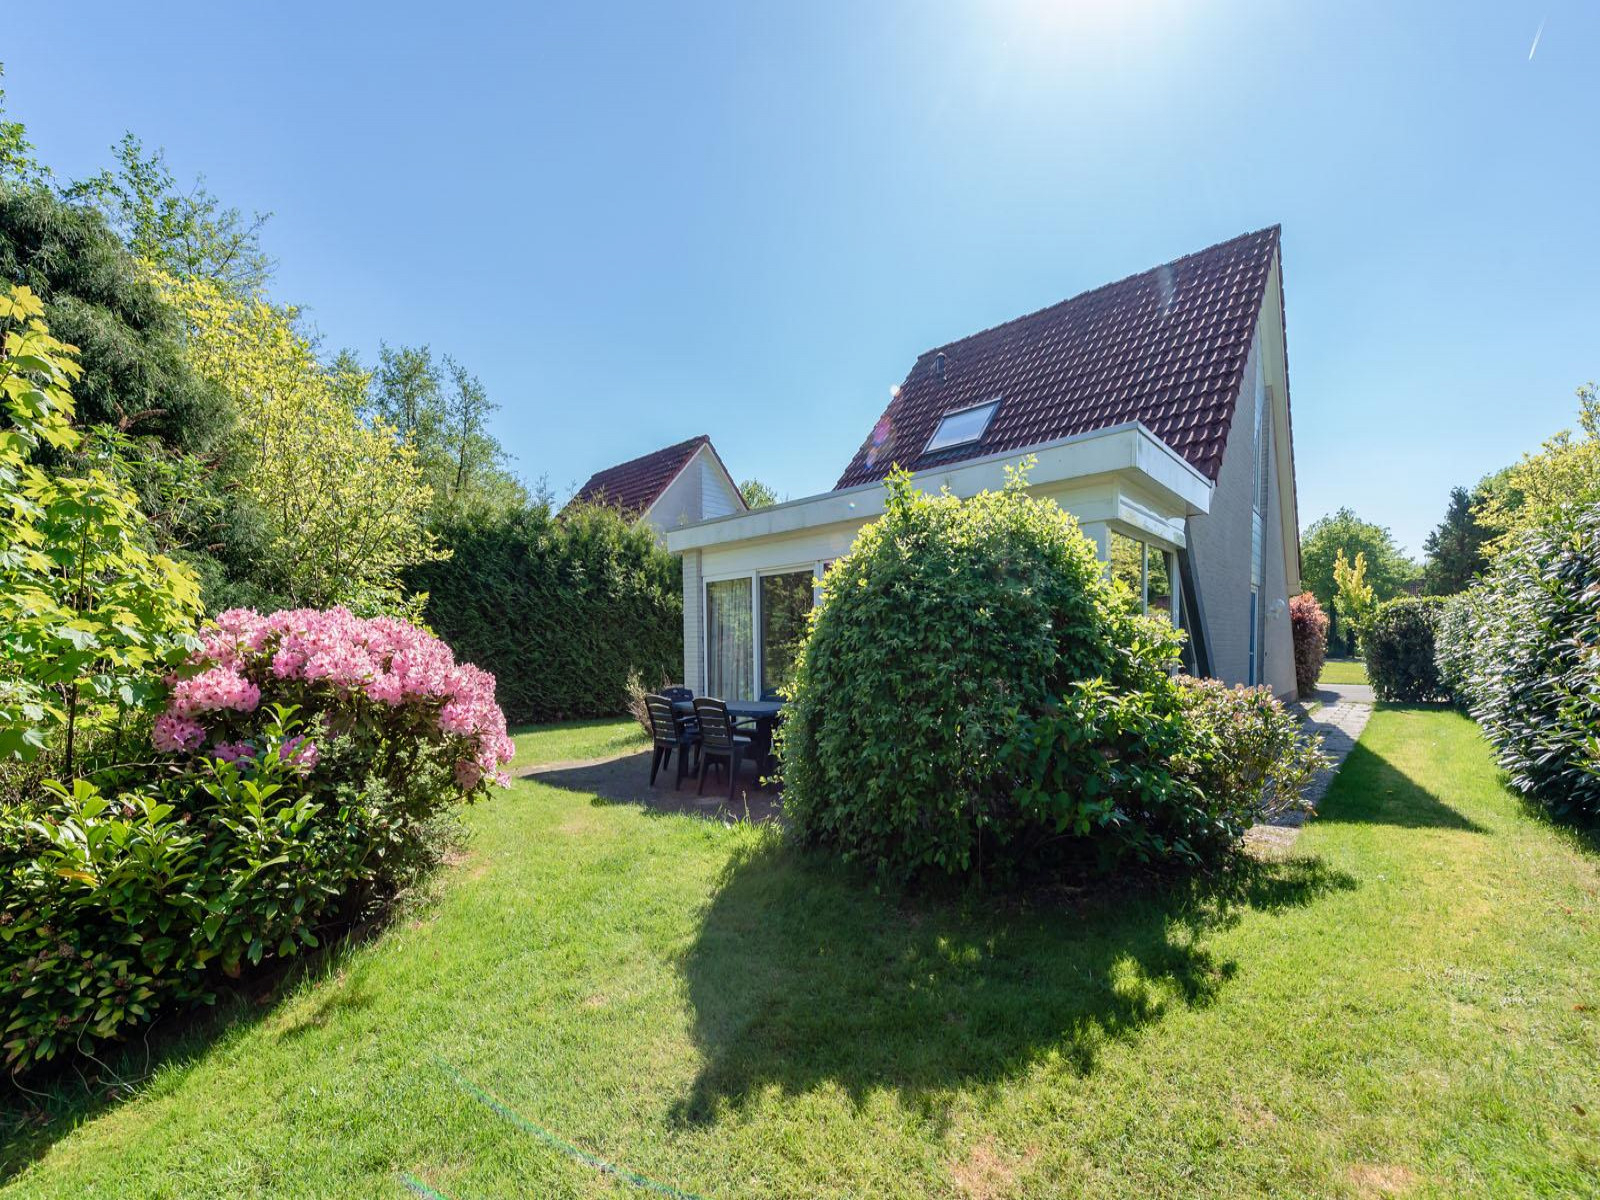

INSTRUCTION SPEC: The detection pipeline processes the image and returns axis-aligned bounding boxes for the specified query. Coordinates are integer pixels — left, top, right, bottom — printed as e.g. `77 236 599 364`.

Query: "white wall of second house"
645 452 705 533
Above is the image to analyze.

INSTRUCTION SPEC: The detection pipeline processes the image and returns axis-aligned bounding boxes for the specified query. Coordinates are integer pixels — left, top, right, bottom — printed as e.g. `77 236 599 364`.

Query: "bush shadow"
672 843 1355 1127
531 751 784 824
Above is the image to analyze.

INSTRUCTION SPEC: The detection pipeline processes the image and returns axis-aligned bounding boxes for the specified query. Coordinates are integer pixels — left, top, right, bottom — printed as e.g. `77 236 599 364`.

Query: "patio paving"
522 749 783 823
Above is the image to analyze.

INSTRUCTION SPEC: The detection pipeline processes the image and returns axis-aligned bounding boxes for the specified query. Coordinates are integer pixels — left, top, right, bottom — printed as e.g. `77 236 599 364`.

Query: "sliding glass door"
705 578 754 700
704 568 819 702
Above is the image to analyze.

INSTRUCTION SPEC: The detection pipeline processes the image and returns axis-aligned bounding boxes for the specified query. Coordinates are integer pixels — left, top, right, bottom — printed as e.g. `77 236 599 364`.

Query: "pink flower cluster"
154 607 515 789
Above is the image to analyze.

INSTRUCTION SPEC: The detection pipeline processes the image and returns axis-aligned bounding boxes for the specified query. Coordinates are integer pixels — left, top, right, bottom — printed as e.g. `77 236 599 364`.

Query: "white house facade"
663 228 1302 701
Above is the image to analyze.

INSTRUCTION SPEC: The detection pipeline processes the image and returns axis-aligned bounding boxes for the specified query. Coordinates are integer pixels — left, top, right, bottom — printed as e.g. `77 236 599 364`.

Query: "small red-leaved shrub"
1290 592 1329 698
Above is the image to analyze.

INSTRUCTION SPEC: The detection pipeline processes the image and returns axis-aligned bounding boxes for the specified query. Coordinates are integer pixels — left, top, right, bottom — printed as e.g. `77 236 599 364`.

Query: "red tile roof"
835 227 1281 489
571 435 733 518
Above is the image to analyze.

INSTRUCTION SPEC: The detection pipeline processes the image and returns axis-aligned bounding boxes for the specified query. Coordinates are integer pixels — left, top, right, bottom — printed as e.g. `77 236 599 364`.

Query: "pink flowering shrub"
153 607 514 795
1 609 519 1078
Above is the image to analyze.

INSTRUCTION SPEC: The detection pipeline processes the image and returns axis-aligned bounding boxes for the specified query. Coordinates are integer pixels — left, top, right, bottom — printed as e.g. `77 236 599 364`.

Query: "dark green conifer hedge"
412 503 682 724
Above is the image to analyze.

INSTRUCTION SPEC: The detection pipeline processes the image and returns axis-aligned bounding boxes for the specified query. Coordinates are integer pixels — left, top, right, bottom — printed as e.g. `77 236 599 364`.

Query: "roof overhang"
665 422 1212 555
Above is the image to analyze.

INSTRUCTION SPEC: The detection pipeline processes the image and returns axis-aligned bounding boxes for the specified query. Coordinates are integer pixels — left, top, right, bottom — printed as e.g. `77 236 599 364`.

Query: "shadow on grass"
1317 708 1488 833
0 925 375 1184
533 750 784 824
672 843 1356 1126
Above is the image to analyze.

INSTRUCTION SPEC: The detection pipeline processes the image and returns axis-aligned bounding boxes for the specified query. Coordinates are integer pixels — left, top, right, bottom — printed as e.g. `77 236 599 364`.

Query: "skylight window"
925 399 1000 454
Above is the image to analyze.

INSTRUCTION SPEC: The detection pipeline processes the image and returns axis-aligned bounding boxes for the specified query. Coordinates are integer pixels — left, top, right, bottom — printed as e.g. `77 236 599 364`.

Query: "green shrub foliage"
1171 676 1328 842
410 503 683 724
2 604 512 1076
777 471 1325 882
1436 504 1600 818
1434 587 1486 702
1 709 462 1075
1363 596 1449 702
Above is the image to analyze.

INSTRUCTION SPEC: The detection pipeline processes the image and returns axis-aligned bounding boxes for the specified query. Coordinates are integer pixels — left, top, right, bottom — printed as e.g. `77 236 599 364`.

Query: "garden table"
673 698 785 777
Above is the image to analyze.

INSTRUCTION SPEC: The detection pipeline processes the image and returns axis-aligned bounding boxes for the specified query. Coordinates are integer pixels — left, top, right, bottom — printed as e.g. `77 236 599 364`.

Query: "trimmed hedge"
1436 504 1600 818
409 503 682 724
1290 591 1329 698
1364 596 1448 702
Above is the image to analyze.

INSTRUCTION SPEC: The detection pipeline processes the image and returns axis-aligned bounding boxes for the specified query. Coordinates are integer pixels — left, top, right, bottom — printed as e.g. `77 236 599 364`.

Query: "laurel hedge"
410 504 682 725
1436 503 1600 819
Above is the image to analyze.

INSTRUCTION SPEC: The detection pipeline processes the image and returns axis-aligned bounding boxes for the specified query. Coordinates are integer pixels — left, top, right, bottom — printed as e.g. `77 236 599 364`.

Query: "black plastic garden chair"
645 694 700 789
692 697 752 801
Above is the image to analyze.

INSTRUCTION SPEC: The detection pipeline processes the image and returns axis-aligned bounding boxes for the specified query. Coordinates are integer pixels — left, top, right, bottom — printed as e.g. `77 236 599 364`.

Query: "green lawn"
507 716 647 772
5 710 1598 1197
1320 657 1369 685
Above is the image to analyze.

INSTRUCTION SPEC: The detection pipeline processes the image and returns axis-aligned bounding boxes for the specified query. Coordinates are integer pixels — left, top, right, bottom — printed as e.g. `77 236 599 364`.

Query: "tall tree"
1421 484 1491 595
0 184 279 609
740 478 779 509
0 187 232 453
0 66 47 187
65 134 274 293
1300 508 1419 654
1478 383 1600 550
1332 549 1376 646
156 272 438 611
364 342 525 522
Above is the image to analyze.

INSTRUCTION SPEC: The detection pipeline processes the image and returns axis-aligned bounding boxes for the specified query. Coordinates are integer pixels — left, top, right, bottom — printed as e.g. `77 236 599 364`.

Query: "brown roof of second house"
571 434 730 517
835 226 1282 489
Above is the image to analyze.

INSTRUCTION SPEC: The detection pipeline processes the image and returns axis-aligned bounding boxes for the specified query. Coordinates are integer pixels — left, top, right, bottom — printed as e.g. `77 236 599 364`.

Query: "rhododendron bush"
152 606 514 794
3 606 513 1077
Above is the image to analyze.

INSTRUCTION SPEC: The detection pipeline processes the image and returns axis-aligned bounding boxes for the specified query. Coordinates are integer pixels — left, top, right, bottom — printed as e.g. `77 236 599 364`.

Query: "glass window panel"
705 578 753 701
1109 531 1145 604
925 400 1000 453
1248 587 1260 685
1148 548 1174 621
760 571 815 700
1251 510 1264 586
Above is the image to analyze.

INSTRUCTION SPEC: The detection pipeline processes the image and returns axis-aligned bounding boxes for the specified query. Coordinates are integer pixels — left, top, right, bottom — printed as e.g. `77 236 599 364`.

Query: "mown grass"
3 709 1597 1197
1320 657 1369 685
507 715 647 772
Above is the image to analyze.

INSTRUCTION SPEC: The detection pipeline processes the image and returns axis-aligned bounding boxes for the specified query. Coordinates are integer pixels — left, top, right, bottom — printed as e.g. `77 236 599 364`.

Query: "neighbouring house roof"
835 226 1282 490
570 434 742 519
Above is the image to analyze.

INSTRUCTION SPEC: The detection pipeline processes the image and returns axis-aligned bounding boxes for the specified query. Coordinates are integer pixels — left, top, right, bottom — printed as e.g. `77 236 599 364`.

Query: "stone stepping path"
1247 682 1374 854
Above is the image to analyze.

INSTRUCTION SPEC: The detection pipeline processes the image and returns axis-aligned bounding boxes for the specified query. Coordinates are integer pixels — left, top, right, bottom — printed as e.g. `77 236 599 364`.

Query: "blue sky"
6 0 1596 556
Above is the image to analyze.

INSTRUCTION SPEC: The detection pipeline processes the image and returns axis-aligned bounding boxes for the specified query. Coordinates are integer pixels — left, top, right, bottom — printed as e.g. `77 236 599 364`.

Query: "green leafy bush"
1363 596 1449 702
2 605 513 1077
1290 591 1329 698
1172 676 1328 831
2 711 331 1074
1434 587 1486 702
0 284 203 775
777 471 1324 882
410 503 682 724
1436 504 1600 818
